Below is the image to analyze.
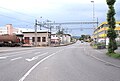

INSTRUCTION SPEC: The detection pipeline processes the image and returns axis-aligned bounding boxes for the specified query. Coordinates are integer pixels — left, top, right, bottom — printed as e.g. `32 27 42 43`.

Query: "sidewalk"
89 46 120 68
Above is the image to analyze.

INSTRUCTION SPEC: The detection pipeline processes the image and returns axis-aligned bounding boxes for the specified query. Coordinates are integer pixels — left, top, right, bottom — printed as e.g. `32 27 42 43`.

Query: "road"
0 41 120 81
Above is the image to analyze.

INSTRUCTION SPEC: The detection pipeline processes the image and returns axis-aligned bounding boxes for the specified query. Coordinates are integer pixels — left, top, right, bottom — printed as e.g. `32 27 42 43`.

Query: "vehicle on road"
0 34 22 47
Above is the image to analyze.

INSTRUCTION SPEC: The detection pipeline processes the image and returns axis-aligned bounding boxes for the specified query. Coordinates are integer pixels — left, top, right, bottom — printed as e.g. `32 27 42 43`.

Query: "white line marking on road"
11 57 22 61
25 52 48 62
19 49 64 81
0 50 34 57
0 56 7 59
34 52 41 54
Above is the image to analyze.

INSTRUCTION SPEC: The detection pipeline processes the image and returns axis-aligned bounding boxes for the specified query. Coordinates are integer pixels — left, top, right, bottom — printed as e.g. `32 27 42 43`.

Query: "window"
37 37 41 42
32 37 35 42
53 35 55 37
42 37 46 42
24 37 30 44
116 24 120 27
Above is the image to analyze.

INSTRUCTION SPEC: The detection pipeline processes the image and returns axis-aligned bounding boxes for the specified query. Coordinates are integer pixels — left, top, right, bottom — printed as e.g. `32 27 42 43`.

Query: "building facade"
51 34 71 44
23 31 51 46
0 24 23 43
93 21 120 44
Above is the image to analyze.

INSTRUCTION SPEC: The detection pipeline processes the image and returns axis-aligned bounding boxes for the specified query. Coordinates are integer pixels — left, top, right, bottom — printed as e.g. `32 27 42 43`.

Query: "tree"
106 0 117 53
79 35 91 42
56 28 64 35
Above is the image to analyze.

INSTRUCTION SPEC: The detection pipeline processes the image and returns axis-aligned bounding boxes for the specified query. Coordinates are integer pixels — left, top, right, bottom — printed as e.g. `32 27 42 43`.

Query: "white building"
51 34 71 44
0 27 7 35
0 24 22 35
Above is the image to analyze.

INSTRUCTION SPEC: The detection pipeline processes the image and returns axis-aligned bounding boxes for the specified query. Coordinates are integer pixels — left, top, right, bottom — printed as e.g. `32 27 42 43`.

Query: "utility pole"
35 19 37 47
47 20 52 46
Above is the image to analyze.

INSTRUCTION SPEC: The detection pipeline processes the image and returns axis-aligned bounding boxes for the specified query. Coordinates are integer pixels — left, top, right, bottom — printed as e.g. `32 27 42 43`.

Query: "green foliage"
111 53 120 58
107 28 117 38
80 35 91 41
106 0 116 5
56 30 64 35
106 0 117 53
108 39 117 53
106 52 120 59
91 42 106 49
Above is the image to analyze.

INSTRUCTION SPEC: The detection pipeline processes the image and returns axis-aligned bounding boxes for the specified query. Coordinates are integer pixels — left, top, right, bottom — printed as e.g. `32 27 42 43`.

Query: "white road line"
19 49 64 81
0 56 8 59
0 50 34 57
11 57 22 61
34 52 41 54
25 52 48 62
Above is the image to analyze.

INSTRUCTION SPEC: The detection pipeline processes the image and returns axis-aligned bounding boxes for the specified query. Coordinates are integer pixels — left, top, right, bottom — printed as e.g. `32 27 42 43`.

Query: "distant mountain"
72 36 80 39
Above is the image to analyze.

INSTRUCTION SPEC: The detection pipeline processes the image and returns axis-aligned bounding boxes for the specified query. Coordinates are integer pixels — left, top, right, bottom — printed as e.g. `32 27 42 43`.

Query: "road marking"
0 50 35 57
25 52 48 62
19 49 64 81
11 57 22 61
0 56 7 59
34 52 41 54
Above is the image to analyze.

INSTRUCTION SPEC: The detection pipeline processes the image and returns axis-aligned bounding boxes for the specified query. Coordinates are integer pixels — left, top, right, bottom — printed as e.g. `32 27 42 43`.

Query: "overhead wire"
0 6 36 18
0 6 36 26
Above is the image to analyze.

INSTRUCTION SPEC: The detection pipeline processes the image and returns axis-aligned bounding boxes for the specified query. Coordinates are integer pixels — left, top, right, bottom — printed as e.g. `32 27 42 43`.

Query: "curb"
90 54 120 68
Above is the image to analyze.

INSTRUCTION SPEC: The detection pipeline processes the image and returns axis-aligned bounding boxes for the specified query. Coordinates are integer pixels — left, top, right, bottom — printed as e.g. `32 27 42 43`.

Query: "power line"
0 13 34 24
0 6 36 18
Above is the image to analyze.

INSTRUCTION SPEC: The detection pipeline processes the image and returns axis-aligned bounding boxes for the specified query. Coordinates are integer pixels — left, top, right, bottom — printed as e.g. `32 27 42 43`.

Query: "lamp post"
91 1 96 42
91 1 95 24
46 20 52 46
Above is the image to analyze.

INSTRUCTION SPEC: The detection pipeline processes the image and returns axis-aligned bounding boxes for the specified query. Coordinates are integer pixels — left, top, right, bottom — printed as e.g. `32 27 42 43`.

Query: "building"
0 24 23 43
51 34 71 44
22 30 51 46
60 34 71 44
93 21 120 45
0 26 7 35
51 34 60 45
0 24 72 46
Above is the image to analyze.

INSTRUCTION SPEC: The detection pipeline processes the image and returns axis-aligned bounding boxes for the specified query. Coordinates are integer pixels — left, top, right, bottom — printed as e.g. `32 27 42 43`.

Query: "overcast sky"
0 0 119 36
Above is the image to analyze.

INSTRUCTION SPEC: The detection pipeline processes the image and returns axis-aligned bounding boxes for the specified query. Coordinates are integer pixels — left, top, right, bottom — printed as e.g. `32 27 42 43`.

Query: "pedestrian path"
87 46 120 68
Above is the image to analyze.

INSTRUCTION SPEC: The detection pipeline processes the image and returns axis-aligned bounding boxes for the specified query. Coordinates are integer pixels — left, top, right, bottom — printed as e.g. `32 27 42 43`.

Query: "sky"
0 0 119 36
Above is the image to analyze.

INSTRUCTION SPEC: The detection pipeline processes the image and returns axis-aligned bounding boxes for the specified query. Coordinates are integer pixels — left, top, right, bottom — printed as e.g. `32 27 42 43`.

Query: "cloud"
0 0 119 35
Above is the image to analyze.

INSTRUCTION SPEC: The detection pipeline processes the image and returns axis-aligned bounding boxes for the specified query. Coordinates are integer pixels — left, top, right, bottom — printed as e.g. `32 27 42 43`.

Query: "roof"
23 31 50 33
22 30 50 33
51 34 71 36
98 21 120 28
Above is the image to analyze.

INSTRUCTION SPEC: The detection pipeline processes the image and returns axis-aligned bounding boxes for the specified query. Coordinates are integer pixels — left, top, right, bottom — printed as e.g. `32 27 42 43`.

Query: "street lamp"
46 19 52 46
91 1 95 23
91 1 96 42
39 16 42 30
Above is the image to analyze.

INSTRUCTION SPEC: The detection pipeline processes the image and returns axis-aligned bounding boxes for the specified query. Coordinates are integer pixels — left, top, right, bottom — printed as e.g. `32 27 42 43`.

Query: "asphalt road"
0 41 120 81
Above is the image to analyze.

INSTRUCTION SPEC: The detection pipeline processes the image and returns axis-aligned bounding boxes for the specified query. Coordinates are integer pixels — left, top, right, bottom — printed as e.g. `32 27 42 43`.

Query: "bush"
106 52 120 59
90 42 106 49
